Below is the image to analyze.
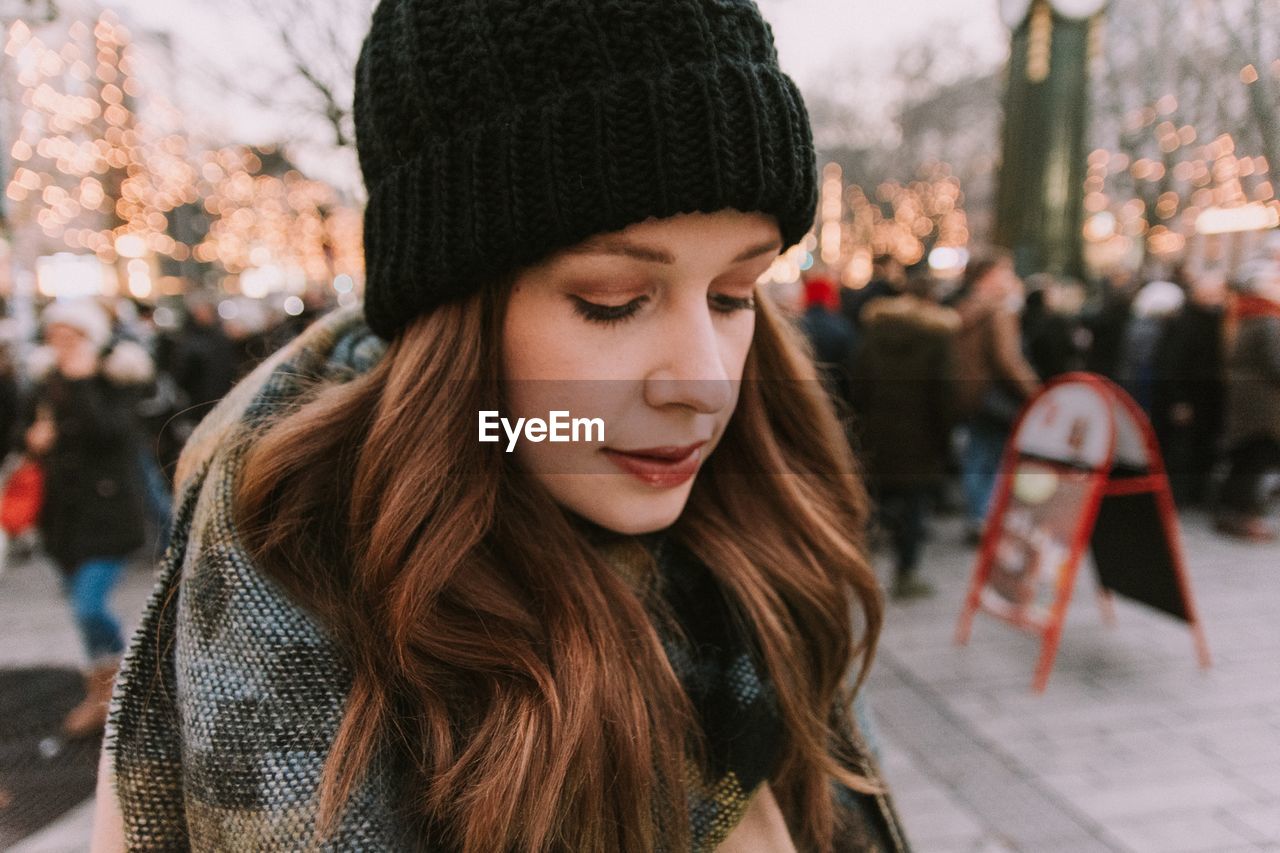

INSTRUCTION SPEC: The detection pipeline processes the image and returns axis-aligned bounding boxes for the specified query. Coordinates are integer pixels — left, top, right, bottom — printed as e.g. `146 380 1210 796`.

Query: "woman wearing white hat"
24 299 153 737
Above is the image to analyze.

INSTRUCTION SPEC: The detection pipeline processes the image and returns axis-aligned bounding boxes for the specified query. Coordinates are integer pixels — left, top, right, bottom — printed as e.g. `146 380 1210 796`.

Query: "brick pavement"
0 512 1276 850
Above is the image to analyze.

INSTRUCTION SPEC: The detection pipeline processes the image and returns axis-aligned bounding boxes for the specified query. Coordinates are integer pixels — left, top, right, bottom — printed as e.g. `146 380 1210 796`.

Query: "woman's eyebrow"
563 238 783 265
730 240 784 263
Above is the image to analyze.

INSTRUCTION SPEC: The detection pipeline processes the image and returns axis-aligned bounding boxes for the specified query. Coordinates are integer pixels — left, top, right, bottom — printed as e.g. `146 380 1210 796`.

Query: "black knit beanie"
355 0 818 340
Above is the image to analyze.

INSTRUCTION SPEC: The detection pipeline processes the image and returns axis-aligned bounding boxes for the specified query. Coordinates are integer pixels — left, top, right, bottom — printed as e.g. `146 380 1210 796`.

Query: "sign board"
955 373 1211 692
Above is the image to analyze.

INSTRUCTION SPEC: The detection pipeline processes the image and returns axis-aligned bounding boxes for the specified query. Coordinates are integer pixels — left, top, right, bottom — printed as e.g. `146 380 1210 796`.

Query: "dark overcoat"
27 342 152 573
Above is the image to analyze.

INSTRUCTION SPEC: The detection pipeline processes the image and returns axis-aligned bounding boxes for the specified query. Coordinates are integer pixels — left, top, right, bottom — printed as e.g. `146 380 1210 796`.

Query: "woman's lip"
608 442 706 461
602 443 705 487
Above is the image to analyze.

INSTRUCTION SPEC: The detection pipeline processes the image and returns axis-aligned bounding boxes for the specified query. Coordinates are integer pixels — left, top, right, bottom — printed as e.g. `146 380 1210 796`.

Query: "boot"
62 660 119 739
1214 513 1277 542
892 574 936 601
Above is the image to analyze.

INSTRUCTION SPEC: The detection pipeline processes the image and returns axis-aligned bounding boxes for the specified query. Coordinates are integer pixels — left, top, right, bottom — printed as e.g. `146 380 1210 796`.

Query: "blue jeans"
961 421 1009 527
62 558 126 663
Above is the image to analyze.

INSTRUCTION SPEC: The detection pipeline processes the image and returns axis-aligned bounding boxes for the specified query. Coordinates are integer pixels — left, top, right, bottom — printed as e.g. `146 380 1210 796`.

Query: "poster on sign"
981 459 1095 629
955 373 1211 692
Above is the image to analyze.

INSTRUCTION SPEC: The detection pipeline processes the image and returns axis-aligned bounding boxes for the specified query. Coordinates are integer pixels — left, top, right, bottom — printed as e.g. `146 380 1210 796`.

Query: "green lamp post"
995 0 1108 280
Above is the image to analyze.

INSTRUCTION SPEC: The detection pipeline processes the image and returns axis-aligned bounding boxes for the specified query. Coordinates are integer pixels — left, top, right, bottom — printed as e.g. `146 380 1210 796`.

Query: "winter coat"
1115 315 1169 413
1083 292 1134 379
0 369 19 450
173 320 239 411
798 304 857 411
1152 303 1225 444
1225 299 1280 448
951 296 1040 422
25 341 153 574
850 295 960 487
840 278 900 329
1021 294 1083 380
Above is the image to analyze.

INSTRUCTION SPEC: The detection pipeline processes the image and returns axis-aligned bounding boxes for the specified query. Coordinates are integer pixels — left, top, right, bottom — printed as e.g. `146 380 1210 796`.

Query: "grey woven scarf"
106 307 908 851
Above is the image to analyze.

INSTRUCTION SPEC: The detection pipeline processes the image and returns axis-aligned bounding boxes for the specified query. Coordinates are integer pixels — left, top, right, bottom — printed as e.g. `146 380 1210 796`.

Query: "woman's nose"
642 309 735 414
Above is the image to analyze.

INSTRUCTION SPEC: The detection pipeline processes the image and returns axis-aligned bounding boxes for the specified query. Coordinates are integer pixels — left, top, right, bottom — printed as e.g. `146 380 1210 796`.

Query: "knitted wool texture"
105 308 908 851
356 0 819 339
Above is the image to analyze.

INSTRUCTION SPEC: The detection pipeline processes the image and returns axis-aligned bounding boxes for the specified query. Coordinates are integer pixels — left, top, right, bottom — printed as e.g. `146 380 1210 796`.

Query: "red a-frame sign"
955 373 1212 692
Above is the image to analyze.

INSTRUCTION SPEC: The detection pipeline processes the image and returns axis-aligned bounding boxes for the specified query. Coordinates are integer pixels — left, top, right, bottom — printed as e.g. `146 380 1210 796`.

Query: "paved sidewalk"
867 510 1280 852
0 552 155 853
1 513 1277 850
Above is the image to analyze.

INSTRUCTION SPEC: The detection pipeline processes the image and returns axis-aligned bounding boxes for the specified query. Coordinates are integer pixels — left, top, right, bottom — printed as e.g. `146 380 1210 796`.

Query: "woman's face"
46 322 88 356
46 322 98 369
502 209 782 534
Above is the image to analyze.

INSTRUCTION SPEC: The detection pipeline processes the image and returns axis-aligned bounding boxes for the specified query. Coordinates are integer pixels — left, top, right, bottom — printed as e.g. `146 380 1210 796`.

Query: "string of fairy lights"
770 48 1279 285
1081 71 1279 262
3 10 364 302
764 162 973 287
192 146 363 295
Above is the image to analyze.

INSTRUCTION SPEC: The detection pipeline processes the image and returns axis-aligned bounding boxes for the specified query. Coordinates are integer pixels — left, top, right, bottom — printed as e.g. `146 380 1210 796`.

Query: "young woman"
25 300 152 737
98 1 909 850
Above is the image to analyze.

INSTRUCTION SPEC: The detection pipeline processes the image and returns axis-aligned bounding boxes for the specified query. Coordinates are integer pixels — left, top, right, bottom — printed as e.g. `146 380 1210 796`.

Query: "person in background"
23 300 152 737
951 252 1042 542
1115 278 1186 415
219 298 281 378
1021 273 1086 381
104 299 179 545
131 302 187 481
1153 271 1227 506
0 342 20 452
0 342 21 571
1083 267 1139 379
841 253 906 330
173 293 239 420
850 269 959 599
263 288 336 353
797 272 857 412
1216 260 1280 541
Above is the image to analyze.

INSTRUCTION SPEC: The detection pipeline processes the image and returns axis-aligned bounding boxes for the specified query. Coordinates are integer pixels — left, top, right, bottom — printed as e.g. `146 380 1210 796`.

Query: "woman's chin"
554 477 694 536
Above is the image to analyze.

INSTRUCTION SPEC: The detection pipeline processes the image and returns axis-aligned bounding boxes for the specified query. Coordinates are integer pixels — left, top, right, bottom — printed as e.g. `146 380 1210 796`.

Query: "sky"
105 0 1009 91
759 0 1007 89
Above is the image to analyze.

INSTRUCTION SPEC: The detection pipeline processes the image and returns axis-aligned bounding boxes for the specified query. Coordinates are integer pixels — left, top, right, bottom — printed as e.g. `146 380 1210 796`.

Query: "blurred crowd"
2 238 1279 732
0 288 332 736
795 237 1280 599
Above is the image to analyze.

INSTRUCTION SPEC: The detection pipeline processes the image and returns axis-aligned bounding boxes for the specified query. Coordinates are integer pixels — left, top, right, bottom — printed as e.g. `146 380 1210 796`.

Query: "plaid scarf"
106 306 908 851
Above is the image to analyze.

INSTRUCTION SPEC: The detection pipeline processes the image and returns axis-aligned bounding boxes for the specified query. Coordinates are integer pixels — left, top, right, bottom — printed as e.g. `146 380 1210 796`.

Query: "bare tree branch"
200 0 367 157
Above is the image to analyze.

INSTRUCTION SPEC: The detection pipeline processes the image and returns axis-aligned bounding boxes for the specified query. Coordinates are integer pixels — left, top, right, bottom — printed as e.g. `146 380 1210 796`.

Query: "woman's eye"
710 293 757 314
570 295 648 325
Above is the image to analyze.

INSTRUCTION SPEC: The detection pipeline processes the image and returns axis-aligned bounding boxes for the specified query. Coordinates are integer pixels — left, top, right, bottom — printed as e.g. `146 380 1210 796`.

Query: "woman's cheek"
504 292 599 382
721 317 756 382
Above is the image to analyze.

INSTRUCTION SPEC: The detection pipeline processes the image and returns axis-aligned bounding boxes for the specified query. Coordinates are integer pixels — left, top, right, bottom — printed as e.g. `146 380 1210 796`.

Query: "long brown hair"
234 284 883 852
